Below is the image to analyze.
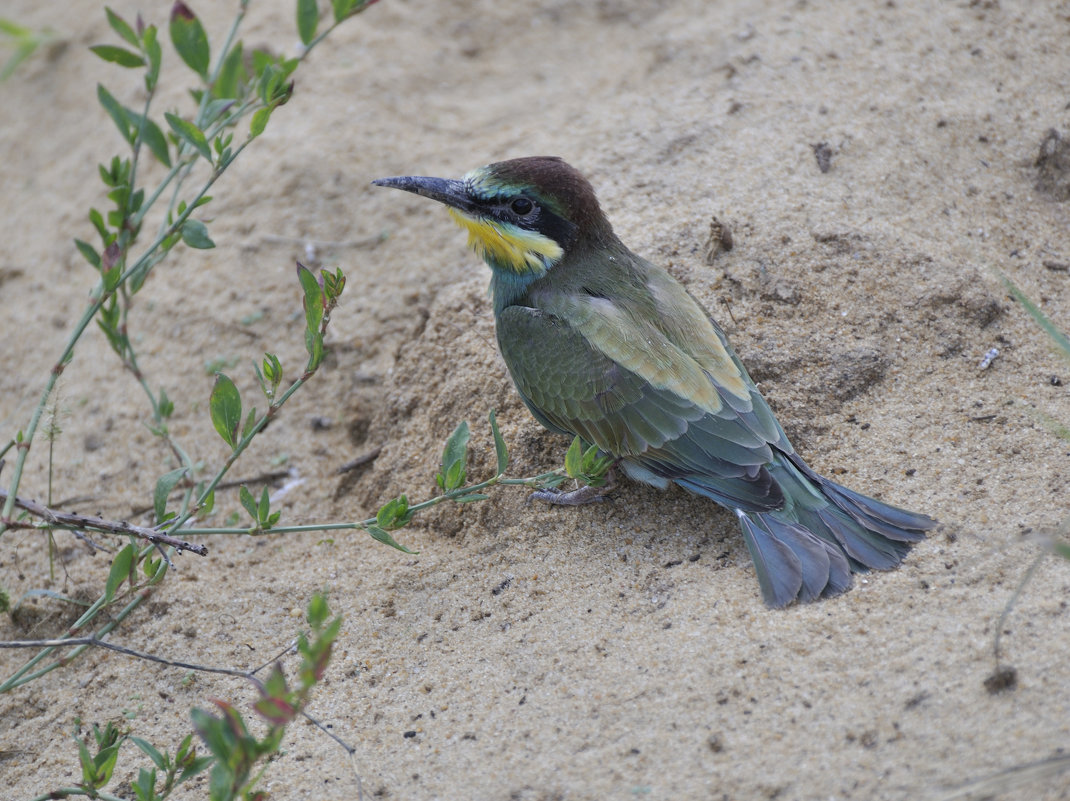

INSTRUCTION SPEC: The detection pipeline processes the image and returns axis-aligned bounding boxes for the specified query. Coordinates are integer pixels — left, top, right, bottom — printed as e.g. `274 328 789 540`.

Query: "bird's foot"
528 470 616 506
528 485 609 506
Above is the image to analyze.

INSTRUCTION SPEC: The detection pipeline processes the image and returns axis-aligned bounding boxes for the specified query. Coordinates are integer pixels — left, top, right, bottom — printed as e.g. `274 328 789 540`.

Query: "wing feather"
497 298 785 512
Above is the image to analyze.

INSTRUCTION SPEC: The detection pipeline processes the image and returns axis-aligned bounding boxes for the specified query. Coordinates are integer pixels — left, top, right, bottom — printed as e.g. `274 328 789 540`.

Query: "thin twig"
0 637 245 677
0 489 208 556
936 753 1070 801
336 446 383 475
216 469 294 492
129 469 293 517
0 634 359 760
70 528 112 555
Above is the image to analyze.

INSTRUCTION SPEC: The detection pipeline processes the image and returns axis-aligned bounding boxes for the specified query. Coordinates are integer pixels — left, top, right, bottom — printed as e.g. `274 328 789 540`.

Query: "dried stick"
0 489 208 556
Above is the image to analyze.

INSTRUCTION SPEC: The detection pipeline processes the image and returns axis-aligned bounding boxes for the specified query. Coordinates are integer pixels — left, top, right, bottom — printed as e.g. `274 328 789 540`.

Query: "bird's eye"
510 197 534 216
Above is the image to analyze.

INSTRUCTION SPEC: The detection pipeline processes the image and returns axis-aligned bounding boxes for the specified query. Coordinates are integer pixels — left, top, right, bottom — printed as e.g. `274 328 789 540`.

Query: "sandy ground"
2 0 1070 799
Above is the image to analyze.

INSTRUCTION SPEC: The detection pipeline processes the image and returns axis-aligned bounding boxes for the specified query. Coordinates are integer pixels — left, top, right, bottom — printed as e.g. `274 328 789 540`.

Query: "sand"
2 1 1069 799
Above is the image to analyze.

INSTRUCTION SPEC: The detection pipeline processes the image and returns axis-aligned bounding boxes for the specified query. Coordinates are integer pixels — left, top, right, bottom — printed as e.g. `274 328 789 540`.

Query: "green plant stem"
123 86 157 247
29 789 128 801
183 354 317 527
302 19 344 55
208 2 248 88
999 272 1070 359
133 156 191 232
174 470 566 537
993 550 1046 667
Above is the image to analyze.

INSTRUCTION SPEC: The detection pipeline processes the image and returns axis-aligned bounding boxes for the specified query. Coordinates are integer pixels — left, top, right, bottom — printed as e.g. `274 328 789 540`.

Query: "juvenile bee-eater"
373 157 935 607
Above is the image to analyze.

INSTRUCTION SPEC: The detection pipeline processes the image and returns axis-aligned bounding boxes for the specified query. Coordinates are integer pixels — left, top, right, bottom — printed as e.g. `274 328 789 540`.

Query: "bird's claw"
527 484 612 506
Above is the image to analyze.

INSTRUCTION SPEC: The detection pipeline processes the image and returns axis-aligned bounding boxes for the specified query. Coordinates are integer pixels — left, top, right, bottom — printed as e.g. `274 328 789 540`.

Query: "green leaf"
254 694 296 727
134 766 157 801
238 485 257 521
209 373 242 449
322 267 346 302
453 493 489 503
105 7 140 46
564 436 583 479
130 736 167 771
214 40 246 99
143 556 164 578
304 329 324 371
306 593 329 629
332 0 376 23
297 261 324 334
263 662 290 699
176 742 212 784
94 742 122 786
202 97 235 127
137 114 171 166
297 0 319 46
0 20 32 37
165 112 212 162
190 707 231 764
78 737 97 788
154 468 188 523
443 459 466 491
1000 272 1070 361
105 544 136 602
489 409 508 475
257 486 271 523
74 239 101 269
200 487 215 517
89 208 108 241
91 44 145 68
169 2 210 78
97 83 132 142
143 25 162 91
366 524 417 554
258 353 282 397
579 445 614 487
158 387 175 419
441 420 470 475
376 496 413 531
241 406 258 441
180 219 215 249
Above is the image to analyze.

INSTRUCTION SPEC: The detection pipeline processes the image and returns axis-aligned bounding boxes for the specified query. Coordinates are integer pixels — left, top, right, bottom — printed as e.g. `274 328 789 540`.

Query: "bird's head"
373 157 611 279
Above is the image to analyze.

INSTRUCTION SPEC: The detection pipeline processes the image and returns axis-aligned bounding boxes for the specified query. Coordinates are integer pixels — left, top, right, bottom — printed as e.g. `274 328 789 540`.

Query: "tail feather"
785 452 934 540
737 513 803 607
732 453 936 607
813 505 910 569
738 511 853 607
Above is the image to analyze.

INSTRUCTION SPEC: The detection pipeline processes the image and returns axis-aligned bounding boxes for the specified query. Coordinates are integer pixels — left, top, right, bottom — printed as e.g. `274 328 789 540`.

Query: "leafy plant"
0 2 610 795
29 593 341 801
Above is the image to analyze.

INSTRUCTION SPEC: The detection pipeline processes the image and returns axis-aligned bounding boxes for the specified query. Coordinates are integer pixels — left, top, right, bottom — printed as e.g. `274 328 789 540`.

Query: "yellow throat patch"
448 208 563 274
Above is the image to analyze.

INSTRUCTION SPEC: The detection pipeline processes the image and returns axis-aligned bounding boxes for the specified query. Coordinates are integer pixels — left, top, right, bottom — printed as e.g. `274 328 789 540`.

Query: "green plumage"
374 157 935 607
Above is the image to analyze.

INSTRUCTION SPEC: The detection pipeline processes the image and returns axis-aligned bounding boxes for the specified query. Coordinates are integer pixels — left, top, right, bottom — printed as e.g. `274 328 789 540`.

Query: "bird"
373 156 935 607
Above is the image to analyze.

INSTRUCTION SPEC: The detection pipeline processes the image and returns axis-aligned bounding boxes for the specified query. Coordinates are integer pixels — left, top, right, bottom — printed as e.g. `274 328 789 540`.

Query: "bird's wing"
497 293 787 511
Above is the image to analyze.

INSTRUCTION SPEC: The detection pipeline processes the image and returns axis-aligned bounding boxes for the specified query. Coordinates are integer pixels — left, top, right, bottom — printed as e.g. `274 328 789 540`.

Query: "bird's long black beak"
372 175 477 215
